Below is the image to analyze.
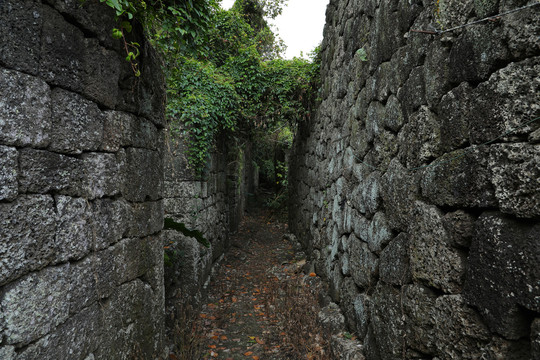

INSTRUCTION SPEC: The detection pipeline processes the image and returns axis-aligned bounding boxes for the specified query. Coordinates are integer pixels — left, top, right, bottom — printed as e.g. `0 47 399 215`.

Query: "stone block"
129 200 164 237
424 42 451 107
1 264 71 345
409 202 466 293
330 335 365 360
82 38 121 108
38 5 85 91
397 66 425 119
101 111 134 152
0 346 15 360
502 2 540 58
383 95 404 132
442 210 476 248
433 295 490 359
350 171 381 216
17 303 101 360
464 212 540 339
19 148 84 195
365 101 385 143
468 57 540 144
438 82 474 153
398 106 442 168
381 159 420 231
0 68 51 147
49 88 104 154
81 151 126 199
0 146 18 201
352 294 371 340
339 277 360 331
449 24 508 84
98 279 162 359
420 145 496 208
132 116 161 151
349 236 378 289
43 0 118 50
370 284 405 359
0 0 43 74
380 233 411 285
0 195 56 286
124 148 163 202
318 302 345 336
481 336 532 360
54 195 93 263
366 211 392 253
402 284 437 354
489 143 540 218
92 198 132 250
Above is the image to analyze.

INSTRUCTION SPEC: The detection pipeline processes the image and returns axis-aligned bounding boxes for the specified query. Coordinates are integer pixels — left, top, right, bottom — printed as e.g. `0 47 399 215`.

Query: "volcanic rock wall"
290 0 540 358
162 133 255 328
0 0 166 358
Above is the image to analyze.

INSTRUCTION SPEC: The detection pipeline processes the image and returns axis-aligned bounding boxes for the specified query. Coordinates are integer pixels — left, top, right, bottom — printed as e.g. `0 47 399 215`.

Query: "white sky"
220 0 329 59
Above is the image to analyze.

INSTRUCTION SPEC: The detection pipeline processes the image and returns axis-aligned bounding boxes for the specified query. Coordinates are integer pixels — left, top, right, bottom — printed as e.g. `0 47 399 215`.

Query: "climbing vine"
99 0 320 177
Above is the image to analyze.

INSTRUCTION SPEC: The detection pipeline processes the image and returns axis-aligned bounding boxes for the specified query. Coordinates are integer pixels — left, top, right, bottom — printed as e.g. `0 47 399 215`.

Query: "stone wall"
290 0 539 359
0 0 166 358
162 132 255 338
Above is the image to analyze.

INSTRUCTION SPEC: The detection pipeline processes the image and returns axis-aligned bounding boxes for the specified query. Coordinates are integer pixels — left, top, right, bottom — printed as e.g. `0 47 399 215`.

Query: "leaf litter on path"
196 206 329 360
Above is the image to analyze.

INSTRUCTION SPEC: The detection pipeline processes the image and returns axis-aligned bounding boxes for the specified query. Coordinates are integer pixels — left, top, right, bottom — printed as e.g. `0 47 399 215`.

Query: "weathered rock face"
0 0 166 358
290 0 540 358
162 130 255 343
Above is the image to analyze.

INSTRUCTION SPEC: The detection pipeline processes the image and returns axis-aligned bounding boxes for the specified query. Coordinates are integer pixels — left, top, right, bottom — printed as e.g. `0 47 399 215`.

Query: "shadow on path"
197 204 328 360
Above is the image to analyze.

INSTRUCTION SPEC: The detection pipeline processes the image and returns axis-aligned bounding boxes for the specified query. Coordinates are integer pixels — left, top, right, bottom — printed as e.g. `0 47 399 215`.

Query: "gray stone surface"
349 236 379 289
0 195 57 286
464 212 540 339
0 0 43 74
81 151 126 199
330 335 365 360
489 143 540 218
49 89 104 154
19 148 84 195
409 202 466 293
380 233 411 285
318 302 345 336
124 148 163 202
1 265 71 345
0 68 51 147
370 284 405 359
0 1 166 357
0 146 18 201
420 146 496 208
289 1 539 357
54 195 93 263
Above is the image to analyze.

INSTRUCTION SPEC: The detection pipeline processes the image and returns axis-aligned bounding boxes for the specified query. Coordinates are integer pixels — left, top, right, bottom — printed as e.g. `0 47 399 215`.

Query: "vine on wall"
99 0 320 177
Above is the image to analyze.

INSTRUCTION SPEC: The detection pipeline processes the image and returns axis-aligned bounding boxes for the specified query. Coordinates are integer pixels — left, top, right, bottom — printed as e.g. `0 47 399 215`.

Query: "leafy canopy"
99 0 321 176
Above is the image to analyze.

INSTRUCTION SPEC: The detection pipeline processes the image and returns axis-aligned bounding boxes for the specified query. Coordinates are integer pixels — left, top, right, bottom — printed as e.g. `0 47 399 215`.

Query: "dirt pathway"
196 206 327 360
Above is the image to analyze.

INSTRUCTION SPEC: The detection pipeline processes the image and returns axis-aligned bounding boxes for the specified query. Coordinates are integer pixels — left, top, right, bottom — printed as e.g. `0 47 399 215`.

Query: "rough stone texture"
0 68 51 147
162 132 256 347
0 1 166 357
289 0 540 358
0 146 18 201
464 212 540 339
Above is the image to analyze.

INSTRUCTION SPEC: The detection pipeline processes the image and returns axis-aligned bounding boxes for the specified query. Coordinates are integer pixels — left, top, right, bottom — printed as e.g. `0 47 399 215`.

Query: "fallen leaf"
252 356 260 360
221 335 228 340
244 351 253 356
255 337 264 345
209 345 216 349
309 272 316 277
